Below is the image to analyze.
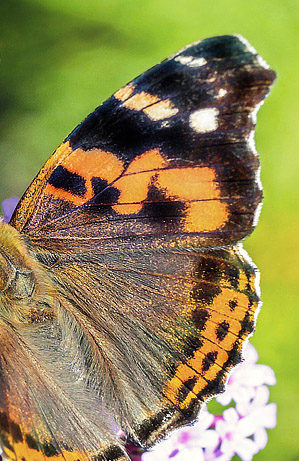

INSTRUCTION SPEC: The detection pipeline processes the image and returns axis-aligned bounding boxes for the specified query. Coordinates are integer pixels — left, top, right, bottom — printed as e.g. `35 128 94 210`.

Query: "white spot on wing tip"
144 99 179 121
218 88 227 98
189 108 219 133
175 55 207 67
189 57 207 67
175 55 193 65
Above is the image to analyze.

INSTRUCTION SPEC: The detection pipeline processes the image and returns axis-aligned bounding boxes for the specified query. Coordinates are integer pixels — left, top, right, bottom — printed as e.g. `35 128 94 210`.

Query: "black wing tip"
173 34 276 81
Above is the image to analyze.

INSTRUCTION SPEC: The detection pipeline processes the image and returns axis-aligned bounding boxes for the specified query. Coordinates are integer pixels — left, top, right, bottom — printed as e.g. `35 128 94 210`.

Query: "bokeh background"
0 0 298 460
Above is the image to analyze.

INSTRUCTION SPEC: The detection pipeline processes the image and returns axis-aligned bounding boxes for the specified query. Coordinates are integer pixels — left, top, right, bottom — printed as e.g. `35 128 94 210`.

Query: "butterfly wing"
11 35 275 251
2 35 275 460
43 243 260 448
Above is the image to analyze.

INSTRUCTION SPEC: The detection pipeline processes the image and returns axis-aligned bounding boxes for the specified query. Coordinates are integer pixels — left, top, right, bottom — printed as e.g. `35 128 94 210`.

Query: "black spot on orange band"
42 441 59 457
10 421 23 443
142 184 186 224
49 165 87 196
177 377 198 404
25 433 39 451
91 178 120 204
216 321 230 341
240 311 255 335
202 351 218 372
229 299 238 311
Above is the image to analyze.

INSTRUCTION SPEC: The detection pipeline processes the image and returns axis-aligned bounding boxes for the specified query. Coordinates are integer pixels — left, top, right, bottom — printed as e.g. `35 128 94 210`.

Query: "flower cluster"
138 343 276 461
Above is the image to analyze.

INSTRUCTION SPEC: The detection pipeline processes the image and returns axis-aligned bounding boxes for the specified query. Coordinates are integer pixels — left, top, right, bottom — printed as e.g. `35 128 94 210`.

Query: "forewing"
10 35 275 250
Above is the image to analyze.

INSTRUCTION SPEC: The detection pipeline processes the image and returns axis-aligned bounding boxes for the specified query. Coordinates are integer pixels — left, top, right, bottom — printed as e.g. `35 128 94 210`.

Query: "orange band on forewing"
184 200 228 232
45 148 124 206
157 167 228 232
157 167 217 200
43 147 228 234
113 149 167 214
125 149 168 174
61 148 124 181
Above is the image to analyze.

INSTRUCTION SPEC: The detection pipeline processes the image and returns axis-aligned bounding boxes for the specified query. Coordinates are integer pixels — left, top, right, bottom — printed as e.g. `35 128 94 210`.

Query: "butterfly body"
0 35 275 460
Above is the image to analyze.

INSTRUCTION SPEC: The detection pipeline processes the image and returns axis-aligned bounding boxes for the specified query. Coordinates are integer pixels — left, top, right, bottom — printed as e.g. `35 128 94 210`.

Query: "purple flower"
141 408 219 461
214 408 258 461
236 385 277 450
216 343 276 407
1 197 19 222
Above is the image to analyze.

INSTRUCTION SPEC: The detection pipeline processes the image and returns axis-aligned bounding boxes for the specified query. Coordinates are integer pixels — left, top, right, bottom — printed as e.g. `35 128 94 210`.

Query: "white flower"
236 385 277 450
215 408 258 461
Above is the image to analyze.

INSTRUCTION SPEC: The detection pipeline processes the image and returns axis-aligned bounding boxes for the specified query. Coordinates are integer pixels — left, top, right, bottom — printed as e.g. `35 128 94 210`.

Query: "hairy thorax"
0 221 55 324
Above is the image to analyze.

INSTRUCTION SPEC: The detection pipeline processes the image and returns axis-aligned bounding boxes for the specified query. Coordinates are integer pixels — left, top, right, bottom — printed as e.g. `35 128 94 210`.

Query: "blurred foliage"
0 0 298 460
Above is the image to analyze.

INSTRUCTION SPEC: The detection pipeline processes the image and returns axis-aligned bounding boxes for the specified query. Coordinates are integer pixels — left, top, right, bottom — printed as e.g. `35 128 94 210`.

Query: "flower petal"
223 408 239 425
254 427 268 449
1 197 19 222
234 437 258 461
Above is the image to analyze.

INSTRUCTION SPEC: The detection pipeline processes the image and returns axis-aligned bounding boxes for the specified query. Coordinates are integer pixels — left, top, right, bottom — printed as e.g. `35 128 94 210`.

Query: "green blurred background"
0 0 298 460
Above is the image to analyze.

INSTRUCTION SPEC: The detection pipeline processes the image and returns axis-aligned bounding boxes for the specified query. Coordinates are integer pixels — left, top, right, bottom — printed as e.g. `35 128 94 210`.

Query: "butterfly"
0 35 275 461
